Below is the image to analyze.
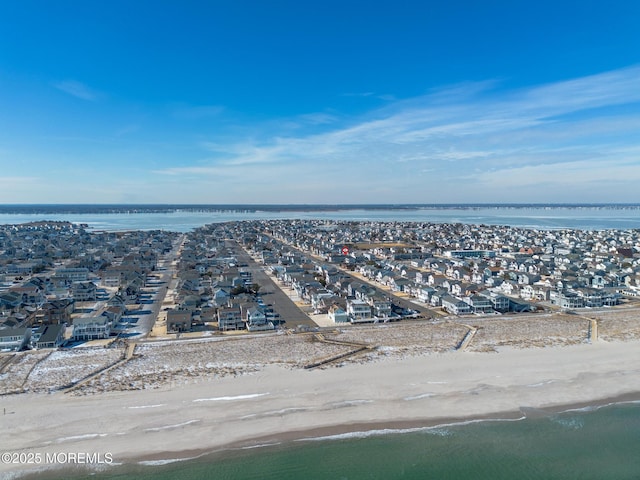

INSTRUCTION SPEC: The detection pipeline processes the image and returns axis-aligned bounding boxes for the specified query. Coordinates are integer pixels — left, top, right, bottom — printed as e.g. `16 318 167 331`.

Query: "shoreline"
16 392 640 480
129 389 640 466
4 339 640 478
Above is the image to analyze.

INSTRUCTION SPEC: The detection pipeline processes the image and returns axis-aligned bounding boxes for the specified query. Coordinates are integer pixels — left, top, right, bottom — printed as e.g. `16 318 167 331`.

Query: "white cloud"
53 80 101 101
153 64 640 203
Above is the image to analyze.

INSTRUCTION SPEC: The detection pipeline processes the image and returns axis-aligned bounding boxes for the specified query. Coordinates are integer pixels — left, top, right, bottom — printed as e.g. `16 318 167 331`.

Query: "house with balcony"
55 267 90 282
72 316 111 340
550 290 584 309
0 327 31 351
246 307 274 331
441 295 472 315
369 295 393 318
217 305 244 331
463 295 494 314
347 299 372 323
71 281 98 301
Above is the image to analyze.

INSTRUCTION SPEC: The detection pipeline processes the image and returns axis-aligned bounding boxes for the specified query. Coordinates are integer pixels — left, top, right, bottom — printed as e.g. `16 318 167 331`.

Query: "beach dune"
2 339 640 477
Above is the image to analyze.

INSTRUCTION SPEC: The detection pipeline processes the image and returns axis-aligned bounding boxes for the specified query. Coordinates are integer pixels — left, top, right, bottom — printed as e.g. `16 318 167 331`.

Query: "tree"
231 285 248 295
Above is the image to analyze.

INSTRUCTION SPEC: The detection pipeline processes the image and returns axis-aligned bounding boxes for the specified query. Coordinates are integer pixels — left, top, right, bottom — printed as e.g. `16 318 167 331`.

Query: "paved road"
228 240 319 329
124 234 186 337
259 234 435 320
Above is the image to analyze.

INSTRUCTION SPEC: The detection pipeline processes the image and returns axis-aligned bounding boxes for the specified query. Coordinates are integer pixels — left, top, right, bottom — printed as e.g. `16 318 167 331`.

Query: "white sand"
2 339 640 476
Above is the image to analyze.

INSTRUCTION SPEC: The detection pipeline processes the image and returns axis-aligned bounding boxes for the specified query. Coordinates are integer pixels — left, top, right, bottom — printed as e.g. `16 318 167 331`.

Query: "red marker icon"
342 246 349 255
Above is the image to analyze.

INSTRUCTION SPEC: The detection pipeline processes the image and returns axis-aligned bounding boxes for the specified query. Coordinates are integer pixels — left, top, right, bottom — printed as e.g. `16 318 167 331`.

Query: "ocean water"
42 402 640 480
1 206 640 231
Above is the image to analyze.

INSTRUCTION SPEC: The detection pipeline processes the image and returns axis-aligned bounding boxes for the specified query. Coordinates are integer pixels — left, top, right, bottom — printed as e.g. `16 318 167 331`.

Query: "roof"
38 324 64 344
167 310 192 323
0 327 30 338
73 316 109 326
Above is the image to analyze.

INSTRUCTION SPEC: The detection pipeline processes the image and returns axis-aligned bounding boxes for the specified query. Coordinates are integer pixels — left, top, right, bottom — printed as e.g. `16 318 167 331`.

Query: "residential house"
550 290 584 309
417 287 436 303
71 281 98 301
72 316 111 340
369 295 393 318
0 291 23 309
166 309 192 333
246 307 274 331
0 327 31 351
55 267 89 282
212 287 231 306
575 288 618 307
39 299 75 325
217 305 244 331
347 299 372 323
463 295 493 314
485 293 510 312
328 303 349 323
430 289 446 307
35 324 65 349
441 295 472 315
390 277 412 293
9 285 45 306
311 291 336 313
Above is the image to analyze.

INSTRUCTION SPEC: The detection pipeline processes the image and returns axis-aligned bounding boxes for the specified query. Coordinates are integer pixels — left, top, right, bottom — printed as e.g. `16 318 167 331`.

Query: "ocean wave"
296 416 529 443
240 407 308 420
192 393 269 402
526 380 557 387
55 433 108 443
403 393 436 401
144 420 200 432
561 398 640 414
296 427 427 442
127 404 166 409
138 456 199 466
240 442 282 450
325 399 374 409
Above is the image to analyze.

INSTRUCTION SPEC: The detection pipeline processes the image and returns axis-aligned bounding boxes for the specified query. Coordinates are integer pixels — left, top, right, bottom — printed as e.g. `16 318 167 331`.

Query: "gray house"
167 309 192 333
218 305 244 331
246 307 274 331
35 324 65 349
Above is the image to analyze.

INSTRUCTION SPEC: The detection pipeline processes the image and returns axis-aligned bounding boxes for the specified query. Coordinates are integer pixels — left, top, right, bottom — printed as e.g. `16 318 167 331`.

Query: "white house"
72 317 111 341
0 328 31 351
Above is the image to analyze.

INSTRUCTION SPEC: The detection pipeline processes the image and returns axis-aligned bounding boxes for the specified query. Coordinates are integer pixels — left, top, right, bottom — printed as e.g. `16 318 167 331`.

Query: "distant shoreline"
1 203 640 215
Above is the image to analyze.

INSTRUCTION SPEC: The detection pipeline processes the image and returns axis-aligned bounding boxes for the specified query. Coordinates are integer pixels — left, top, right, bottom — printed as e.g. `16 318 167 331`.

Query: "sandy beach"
2 325 640 477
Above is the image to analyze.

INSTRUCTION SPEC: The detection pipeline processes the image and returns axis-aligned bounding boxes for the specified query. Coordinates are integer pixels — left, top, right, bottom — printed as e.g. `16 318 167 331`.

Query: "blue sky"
1 1 639 204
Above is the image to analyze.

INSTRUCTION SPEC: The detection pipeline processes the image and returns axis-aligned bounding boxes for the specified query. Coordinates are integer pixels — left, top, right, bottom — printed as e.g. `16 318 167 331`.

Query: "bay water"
1 205 640 232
